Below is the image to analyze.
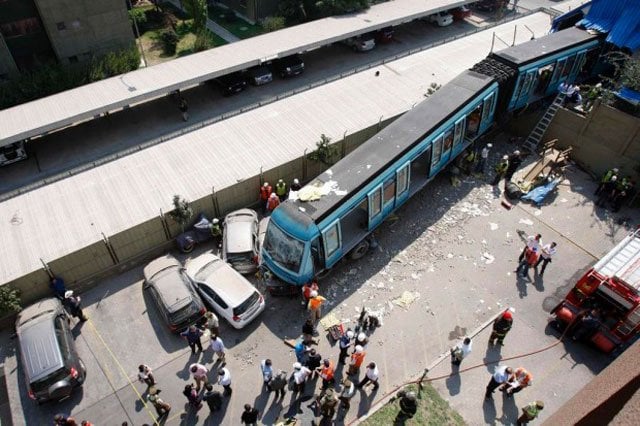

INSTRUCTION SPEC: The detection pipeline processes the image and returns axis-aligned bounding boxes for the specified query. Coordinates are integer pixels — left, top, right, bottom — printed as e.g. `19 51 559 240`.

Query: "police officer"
210 218 222 248
492 155 509 186
517 400 544 425
595 167 619 195
504 150 523 182
291 178 302 192
275 179 288 201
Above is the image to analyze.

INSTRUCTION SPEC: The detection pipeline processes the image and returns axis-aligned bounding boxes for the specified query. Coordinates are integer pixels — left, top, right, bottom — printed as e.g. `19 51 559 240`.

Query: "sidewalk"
166 0 240 43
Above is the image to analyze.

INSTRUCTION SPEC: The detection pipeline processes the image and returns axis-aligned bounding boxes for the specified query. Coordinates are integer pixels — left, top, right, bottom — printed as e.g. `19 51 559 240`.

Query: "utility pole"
127 0 147 67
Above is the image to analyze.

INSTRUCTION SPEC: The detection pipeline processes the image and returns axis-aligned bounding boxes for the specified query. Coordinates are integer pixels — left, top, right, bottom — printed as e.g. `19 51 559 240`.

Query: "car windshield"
169 301 199 323
31 368 68 392
263 221 304 273
233 292 260 316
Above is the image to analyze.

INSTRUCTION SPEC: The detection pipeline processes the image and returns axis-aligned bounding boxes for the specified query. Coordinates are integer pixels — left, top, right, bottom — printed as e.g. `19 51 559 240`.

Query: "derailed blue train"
261 27 605 288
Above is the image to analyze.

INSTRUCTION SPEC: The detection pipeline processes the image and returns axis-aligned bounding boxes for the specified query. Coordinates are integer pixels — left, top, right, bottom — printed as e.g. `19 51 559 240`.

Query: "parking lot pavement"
3 135 639 425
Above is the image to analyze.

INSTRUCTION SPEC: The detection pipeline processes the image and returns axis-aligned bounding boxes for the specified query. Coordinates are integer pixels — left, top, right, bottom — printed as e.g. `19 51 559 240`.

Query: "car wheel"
349 239 370 260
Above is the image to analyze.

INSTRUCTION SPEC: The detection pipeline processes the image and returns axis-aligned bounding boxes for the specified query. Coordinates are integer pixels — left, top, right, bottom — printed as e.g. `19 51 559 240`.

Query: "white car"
428 11 454 27
223 208 259 274
185 252 265 329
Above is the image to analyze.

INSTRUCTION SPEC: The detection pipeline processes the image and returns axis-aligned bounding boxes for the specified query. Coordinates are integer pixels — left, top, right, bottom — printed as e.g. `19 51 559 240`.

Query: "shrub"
128 7 148 27
308 134 338 165
161 29 180 55
169 195 193 232
0 286 21 317
193 30 212 52
263 16 286 32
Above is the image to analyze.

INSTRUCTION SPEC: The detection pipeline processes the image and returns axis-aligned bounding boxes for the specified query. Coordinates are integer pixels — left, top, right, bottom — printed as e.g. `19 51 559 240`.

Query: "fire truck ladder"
522 92 566 154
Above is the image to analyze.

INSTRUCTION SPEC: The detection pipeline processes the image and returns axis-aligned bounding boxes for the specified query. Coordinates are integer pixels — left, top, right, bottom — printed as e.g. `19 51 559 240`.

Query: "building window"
56 22 66 31
0 18 41 38
68 55 78 63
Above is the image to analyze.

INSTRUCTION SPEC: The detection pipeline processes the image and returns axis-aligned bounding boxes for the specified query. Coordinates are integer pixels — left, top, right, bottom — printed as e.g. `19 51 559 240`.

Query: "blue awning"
579 0 640 51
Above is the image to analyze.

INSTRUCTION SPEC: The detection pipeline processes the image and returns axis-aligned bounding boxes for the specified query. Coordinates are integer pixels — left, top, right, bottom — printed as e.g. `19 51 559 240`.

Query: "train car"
473 27 603 117
261 70 498 286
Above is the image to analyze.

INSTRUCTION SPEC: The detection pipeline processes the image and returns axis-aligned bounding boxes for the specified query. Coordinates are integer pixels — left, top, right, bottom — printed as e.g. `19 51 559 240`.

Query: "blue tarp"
521 178 562 206
618 87 640 106
579 0 640 51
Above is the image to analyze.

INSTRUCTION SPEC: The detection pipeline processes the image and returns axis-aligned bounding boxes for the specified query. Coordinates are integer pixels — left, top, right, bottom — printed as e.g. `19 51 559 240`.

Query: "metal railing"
0 7 543 203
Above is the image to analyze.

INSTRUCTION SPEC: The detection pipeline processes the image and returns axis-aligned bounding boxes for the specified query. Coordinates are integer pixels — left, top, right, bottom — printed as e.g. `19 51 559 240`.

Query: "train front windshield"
263 221 305 273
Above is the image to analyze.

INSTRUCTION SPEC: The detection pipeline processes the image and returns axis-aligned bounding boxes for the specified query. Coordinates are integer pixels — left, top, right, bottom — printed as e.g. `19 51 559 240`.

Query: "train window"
431 134 443 168
465 106 482 138
482 93 494 123
322 221 341 258
513 76 525 100
453 118 465 148
562 55 575 78
383 178 395 206
396 162 410 196
443 129 454 152
368 186 382 218
551 58 566 83
572 50 587 76
535 65 554 94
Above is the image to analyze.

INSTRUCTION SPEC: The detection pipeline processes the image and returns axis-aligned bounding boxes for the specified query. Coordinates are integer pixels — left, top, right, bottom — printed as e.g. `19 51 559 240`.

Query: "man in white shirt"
518 234 541 263
260 359 274 391
218 367 232 396
292 362 311 393
451 337 472 366
210 336 226 367
357 362 380 391
475 143 492 175
536 242 557 277
485 365 514 399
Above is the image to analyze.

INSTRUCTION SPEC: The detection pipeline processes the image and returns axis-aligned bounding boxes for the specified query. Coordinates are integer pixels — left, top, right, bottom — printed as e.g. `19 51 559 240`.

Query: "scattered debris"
392 291 421 308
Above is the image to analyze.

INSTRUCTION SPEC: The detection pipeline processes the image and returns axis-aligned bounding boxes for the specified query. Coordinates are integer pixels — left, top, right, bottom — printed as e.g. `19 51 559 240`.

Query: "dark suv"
212 72 248 96
143 254 206 332
16 298 86 403
273 54 305 78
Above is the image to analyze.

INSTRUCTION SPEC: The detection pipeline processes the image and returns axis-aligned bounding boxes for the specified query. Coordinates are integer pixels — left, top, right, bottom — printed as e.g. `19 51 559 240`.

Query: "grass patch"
360 384 466 426
207 5 264 39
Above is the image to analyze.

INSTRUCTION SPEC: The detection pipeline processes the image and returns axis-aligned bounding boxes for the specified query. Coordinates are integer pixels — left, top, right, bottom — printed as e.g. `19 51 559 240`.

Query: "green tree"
279 0 308 22
599 52 640 104
315 0 369 16
193 29 212 52
169 195 193 232
182 0 208 33
263 16 286 32
0 286 21 317
308 134 338 165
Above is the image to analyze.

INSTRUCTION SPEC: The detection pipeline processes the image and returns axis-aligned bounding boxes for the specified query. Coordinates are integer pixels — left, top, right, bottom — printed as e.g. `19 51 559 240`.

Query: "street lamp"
127 0 147 67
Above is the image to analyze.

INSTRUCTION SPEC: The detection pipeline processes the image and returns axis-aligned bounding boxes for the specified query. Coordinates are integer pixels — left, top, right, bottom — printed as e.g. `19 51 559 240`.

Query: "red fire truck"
552 230 640 353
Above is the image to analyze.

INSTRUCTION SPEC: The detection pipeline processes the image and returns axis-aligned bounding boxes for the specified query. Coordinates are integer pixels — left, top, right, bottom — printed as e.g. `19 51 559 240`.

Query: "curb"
353 309 503 424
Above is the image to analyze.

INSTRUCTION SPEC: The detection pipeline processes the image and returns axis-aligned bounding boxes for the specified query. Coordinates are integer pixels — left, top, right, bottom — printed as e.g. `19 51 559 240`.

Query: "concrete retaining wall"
1 114 400 309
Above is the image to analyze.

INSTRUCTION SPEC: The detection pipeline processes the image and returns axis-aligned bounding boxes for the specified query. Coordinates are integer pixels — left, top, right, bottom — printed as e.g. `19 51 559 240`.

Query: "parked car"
247 65 273 86
273 54 305 78
222 208 259 274
0 140 28 167
451 6 471 20
375 26 395 43
16 298 86 403
143 254 206 332
428 11 454 27
212 72 247 96
344 33 376 52
186 253 265 329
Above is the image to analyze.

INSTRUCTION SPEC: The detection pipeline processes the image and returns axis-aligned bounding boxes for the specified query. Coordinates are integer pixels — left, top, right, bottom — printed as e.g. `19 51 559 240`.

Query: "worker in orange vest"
318 359 335 389
260 182 272 213
348 345 366 376
500 367 532 397
307 290 326 324
266 193 280 215
302 280 319 307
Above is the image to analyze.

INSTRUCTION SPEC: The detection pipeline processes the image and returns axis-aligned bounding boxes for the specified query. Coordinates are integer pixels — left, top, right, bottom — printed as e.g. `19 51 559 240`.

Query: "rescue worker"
347 345 366 376
302 280 319 307
338 330 354 364
259 182 272 214
393 389 418 422
475 143 492 175
500 366 532 396
517 247 539 278
492 155 509 186
504 150 523 182
317 387 339 418
291 178 302 192
518 234 542 263
612 176 633 213
517 400 544 425
595 167 619 195
584 83 602 111
319 359 335 389
307 290 326 325
338 378 356 411
463 149 477 175
210 218 222 248
489 309 514 346
596 175 618 207
266 192 280 215
63 291 88 322
275 179 288 201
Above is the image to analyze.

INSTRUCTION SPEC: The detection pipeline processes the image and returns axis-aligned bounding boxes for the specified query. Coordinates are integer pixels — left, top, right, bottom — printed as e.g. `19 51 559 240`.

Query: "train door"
570 50 587 81
429 133 444 177
479 92 496 134
549 58 567 89
440 128 454 165
395 162 411 207
514 69 537 108
450 117 466 158
321 219 342 268
409 145 432 195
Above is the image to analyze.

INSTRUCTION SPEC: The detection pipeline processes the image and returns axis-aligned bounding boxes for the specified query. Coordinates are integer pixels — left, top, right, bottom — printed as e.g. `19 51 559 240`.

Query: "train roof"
285 70 495 223
490 27 600 67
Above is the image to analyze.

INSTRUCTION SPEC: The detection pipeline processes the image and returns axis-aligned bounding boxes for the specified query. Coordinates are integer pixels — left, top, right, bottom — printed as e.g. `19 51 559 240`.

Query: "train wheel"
349 240 370 260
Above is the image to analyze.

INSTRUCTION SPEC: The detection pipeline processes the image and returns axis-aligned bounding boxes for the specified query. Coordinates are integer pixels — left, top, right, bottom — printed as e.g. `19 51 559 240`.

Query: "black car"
143 254 206 332
212 72 248 96
273 54 305 78
247 65 273 86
